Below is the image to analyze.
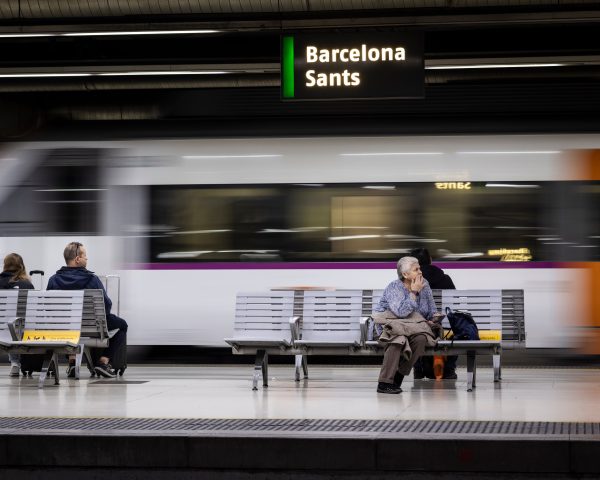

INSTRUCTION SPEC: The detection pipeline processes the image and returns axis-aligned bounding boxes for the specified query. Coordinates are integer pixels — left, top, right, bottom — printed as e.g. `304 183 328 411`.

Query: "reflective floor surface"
1 365 599 422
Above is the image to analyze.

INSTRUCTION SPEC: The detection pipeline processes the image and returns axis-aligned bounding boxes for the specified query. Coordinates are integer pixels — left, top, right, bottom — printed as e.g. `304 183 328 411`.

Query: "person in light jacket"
373 256 442 394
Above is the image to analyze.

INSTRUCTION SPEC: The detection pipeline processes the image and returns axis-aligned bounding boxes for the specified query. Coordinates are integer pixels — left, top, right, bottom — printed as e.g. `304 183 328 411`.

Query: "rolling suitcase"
28 270 45 290
91 275 126 376
21 270 50 376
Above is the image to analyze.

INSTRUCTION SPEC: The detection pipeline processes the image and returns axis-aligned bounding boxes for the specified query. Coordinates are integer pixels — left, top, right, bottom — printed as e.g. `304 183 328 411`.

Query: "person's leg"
377 344 403 393
443 355 458 379
413 357 424 379
378 344 403 384
397 334 427 376
95 314 128 377
8 353 20 377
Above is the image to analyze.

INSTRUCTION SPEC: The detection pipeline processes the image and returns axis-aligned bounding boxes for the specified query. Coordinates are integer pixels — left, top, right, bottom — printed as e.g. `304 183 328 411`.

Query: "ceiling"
0 1 599 139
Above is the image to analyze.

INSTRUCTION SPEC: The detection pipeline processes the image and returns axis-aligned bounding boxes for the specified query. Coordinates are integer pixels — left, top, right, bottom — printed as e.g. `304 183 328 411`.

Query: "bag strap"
445 306 452 315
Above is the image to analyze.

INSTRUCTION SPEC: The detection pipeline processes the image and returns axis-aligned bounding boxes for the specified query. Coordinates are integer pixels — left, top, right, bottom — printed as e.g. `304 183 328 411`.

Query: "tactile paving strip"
0 417 598 437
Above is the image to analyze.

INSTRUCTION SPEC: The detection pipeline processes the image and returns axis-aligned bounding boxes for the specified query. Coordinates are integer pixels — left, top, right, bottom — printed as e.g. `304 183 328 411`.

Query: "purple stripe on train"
127 261 563 270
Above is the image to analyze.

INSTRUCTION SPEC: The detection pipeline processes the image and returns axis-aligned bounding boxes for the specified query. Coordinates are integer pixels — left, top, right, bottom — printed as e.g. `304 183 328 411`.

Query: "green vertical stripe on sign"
282 36 295 98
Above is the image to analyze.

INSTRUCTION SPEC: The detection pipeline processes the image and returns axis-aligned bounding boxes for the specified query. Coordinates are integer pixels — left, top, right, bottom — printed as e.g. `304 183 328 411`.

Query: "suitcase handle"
29 270 45 276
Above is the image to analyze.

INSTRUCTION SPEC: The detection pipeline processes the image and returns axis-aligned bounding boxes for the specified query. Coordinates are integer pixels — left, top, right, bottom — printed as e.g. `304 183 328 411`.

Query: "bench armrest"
289 316 301 343
359 317 370 346
7 317 24 341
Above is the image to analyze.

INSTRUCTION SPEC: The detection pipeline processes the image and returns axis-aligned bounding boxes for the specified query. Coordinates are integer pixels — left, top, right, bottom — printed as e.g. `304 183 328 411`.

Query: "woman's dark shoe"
377 382 402 394
393 372 404 388
443 370 458 380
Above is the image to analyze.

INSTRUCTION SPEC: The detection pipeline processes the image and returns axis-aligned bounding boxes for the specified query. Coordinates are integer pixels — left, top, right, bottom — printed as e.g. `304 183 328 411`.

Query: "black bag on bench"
445 307 479 340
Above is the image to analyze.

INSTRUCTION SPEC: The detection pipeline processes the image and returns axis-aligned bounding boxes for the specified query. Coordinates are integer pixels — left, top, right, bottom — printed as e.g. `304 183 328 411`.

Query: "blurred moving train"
0 134 599 352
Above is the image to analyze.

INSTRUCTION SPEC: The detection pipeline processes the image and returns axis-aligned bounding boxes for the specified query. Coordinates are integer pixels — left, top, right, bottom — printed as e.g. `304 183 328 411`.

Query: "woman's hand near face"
411 274 424 293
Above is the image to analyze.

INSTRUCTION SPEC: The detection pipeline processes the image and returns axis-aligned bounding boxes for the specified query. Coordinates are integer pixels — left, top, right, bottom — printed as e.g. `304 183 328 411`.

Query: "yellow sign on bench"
443 330 502 341
22 330 81 343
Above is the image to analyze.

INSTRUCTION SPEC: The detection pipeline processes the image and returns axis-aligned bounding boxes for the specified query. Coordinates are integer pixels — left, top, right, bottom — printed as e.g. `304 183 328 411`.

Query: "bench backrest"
82 289 109 341
441 289 503 334
301 290 363 343
234 291 297 341
0 290 19 342
368 288 525 343
21 290 83 342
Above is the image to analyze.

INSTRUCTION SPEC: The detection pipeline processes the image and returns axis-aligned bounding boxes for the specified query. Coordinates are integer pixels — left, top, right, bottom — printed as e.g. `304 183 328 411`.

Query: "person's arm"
386 284 419 318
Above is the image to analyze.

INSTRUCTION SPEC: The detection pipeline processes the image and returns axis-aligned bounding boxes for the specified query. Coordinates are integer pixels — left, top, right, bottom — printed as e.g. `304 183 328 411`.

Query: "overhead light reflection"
486 184 540 188
460 151 560 155
99 71 228 76
438 252 484 259
171 229 231 235
341 152 442 156
427 64 563 70
183 154 282 159
0 30 219 38
329 235 380 241
362 186 396 190
157 251 213 259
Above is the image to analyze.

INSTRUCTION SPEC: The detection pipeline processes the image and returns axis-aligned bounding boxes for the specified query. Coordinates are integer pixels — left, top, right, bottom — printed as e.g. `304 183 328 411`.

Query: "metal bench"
226 288 525 392
1 290 83 388
224 291 301 390
364 288 525 391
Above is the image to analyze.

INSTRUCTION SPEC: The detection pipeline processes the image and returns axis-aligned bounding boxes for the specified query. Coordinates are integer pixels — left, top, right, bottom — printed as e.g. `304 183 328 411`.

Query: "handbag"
444 307 480 340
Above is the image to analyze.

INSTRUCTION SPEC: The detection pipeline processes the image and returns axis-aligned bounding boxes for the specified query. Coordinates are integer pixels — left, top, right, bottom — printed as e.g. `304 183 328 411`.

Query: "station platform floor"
1 364 599 422
1 364 600 479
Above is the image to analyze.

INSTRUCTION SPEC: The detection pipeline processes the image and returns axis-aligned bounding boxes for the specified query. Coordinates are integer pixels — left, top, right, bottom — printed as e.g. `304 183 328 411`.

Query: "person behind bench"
0 253 34 377
410 247 458 380
373 256 442 394
47 242 128 378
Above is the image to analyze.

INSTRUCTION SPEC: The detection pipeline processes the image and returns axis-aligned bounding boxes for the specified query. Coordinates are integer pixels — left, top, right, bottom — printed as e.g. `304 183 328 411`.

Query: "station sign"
281 32 424 100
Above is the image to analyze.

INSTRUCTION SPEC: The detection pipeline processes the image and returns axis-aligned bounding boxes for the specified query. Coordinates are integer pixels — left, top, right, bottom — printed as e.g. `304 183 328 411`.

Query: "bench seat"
225 291 302 390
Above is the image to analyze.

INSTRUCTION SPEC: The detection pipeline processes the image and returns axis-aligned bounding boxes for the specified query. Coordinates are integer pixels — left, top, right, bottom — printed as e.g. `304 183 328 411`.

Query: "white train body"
0 134 597 349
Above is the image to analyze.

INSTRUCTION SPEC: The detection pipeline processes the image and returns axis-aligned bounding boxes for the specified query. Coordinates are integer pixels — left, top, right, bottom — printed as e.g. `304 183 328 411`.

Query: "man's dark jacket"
421 264 456 290
47 267 112 315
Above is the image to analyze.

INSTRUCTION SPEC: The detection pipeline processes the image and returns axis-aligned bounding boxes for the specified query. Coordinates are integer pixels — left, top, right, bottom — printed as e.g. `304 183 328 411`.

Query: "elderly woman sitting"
372 256 442 394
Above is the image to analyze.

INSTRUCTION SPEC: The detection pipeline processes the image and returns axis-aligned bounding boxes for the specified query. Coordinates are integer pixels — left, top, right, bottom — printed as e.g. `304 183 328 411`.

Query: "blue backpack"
445 307 479 340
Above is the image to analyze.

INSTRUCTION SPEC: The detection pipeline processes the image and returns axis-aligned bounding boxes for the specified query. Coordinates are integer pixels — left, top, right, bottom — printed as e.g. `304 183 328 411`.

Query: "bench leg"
466 352 476 392
252 350 268 391
493 354 501 382
295 355 309 381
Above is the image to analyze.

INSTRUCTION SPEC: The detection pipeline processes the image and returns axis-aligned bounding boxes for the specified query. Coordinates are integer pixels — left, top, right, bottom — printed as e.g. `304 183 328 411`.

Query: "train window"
0 149 102 235
149 182 599 262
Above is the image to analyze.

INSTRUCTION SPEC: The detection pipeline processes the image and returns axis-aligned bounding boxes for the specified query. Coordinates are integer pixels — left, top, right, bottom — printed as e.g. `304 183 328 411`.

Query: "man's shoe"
413 368 424 380
9 365 20 377
443 371 458 380
66 363 76 378
377 382 402 394
94 363 117 378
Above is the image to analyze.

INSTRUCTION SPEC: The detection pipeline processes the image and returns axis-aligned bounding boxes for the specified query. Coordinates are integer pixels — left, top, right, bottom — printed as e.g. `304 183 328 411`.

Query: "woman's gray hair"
397 256 419 279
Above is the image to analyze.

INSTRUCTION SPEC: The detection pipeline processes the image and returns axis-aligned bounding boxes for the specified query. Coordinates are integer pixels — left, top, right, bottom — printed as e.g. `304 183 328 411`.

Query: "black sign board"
281 32 424 100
